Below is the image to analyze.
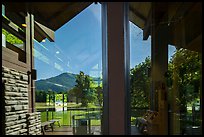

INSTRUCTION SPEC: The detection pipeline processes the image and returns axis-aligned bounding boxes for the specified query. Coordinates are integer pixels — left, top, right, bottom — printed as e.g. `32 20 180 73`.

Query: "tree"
130 57 151 108
68 86 81 104
35 90 46 102
168 48 201 130
71 71 96 107
95 86 103 107
169 48 201 112
2 28 24 44
47 89 56 106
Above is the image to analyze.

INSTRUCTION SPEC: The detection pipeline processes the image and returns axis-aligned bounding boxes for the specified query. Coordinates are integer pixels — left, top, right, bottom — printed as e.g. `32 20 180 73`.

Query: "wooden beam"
2 17 26 42
47 2 91 29
2 47 28 72
129 6 146 22
168 2 201 48
185 34 202 53
5 12 26 31
34 21 55 42
143 3 168 40
32 11 53 28
167 2 195 38
168 2 182 24
143 5 152 40
169 2 195 26
6 42 26 62
46 2 76 22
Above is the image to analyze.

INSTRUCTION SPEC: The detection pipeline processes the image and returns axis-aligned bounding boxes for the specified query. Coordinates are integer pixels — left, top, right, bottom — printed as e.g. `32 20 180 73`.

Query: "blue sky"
34 3 176 80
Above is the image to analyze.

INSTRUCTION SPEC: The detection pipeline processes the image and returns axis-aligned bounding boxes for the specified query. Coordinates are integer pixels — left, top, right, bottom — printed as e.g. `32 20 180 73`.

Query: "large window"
167 46 202 135
2 4 26 62
34 3 102 135
129 21 151 134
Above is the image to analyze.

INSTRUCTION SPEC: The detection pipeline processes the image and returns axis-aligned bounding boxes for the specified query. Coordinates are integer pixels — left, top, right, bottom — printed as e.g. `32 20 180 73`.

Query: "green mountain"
35 73 77 92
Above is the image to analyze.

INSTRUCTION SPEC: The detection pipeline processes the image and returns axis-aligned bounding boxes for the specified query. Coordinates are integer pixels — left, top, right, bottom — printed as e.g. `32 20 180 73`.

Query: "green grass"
36 102 101 126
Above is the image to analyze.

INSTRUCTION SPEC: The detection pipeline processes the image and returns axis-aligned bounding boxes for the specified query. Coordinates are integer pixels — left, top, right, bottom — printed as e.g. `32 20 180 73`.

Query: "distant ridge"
35 72 102 92
35 72 77 92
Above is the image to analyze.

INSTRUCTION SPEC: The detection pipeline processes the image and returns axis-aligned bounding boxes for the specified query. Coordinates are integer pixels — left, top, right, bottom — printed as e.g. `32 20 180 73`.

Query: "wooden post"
26 12 35 113
151 2 168 135
102 2 130 135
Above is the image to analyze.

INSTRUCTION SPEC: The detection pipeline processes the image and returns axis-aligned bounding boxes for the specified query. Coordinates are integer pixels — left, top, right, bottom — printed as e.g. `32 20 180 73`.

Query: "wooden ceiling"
129 2 202 53
3 2 202 52
3 2 92 31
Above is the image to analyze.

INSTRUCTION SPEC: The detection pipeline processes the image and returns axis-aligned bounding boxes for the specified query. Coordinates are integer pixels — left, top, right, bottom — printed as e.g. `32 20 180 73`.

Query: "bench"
41 121 55 135
41 119 61 135
135 110 158 134
49 119 61 127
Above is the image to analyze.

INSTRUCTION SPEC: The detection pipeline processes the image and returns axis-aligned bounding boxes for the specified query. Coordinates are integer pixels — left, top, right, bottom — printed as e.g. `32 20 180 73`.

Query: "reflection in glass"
129 21 151 134
168 46 202 135
34 3 102 135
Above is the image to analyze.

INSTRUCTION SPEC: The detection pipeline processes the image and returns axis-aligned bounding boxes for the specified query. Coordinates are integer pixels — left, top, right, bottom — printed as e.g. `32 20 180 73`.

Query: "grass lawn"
36 102 101 126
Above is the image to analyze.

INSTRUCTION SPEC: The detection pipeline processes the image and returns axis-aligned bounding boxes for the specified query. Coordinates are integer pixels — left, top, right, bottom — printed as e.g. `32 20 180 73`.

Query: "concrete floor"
44 125 101 135
44 126 73 135
44 125 141 135
131 126 142 135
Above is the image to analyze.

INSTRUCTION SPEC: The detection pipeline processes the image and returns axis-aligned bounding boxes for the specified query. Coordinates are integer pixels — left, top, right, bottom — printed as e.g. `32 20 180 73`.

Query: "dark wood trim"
185 34 202 53
2 16 26 42
5 12 26 31
46 2 76 22
151 2 168 134
30 14 35 112
6 42 26 63
124 2 131 135
101 2 109 135
143 4 152 40
47 2 91 30
25 13 32 113
2 47 28 72
34 21 55 42
106 2 129 134
129 6 146 22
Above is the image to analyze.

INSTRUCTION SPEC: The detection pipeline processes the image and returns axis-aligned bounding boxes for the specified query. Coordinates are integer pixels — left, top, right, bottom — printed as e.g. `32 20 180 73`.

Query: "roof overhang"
129 2 202 53
3 2 92 42
2 2 202 52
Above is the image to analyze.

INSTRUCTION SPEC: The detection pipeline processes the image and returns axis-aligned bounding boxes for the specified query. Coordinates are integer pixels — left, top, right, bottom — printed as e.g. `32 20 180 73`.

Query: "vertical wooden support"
26 13 35 113
151 2 168 135
30 14 35 112
102 2 130 135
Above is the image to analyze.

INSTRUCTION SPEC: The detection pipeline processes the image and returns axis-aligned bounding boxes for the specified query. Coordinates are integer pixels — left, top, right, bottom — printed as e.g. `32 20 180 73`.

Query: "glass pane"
167 46 202 135
2 5 26 51
129 21 151 135
34 3 102 135
2 28 24 50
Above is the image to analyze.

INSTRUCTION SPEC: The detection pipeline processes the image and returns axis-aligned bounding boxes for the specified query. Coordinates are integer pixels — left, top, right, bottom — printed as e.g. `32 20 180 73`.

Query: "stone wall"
2 66 42 135
26 112 41 135
2 66 29 135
